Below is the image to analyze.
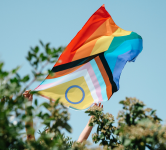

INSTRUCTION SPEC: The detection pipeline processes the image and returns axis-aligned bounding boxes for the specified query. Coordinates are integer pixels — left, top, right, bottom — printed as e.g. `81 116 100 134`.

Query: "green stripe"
104 32 142 56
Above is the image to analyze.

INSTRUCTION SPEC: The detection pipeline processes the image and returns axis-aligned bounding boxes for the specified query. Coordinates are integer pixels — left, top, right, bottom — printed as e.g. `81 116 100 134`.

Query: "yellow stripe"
112 28 131 37
90 28 132 55
90 35 114 55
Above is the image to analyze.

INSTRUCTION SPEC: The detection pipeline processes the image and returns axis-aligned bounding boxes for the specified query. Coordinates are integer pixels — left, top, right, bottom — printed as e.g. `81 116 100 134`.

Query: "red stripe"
54 5 111 67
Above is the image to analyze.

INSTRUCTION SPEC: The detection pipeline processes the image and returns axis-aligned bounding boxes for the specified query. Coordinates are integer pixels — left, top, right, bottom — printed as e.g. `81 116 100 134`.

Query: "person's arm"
23 90 35 141
77 116 93 143
77 103 103 143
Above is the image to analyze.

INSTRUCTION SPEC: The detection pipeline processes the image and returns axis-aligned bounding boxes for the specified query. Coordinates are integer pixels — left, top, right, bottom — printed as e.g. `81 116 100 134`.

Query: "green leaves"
34 99 38 106
125 114 131 126
86 105 118 148
0 71 8 79
124 139 131 146
115 97 166 150
64 123 72 133
100 133 105 139
0 62 4 70
34 46 39 53
11 66 20 74
39 40 44 47
26 51 36 61
45 43 51 54
41 102 50 109
21 75 29 82
88 97 166 150
26 41 64 74
150 110 156 115
39 53 47 61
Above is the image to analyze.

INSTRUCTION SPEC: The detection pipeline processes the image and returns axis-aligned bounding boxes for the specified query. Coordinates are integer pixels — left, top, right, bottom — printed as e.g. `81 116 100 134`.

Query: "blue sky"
1 0 166 144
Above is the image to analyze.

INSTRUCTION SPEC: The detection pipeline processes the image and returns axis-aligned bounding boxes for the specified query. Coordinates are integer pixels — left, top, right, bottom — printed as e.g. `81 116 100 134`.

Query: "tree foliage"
86 97 166 150
0 41 74 150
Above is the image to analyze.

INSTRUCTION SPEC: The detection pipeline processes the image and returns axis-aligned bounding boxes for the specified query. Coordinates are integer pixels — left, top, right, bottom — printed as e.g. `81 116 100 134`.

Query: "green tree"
86 97 166 150
0 41 74 150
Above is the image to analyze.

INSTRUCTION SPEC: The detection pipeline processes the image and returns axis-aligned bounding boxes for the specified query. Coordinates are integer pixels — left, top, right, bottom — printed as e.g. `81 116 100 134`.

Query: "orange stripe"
72 38 99 61
84 18 118 45
95 56 112 99
54 5 111 67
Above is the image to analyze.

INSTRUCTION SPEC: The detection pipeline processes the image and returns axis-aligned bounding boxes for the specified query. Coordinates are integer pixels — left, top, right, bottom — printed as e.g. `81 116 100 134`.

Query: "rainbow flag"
35 5 143 110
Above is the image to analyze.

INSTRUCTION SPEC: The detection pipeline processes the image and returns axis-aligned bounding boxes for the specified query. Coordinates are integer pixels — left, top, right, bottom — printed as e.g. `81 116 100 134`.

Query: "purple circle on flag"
65 85 85 104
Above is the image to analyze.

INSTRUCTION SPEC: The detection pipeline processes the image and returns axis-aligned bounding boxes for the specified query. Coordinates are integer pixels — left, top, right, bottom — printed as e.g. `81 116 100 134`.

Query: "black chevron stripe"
99 53 118 93
51 53 99 72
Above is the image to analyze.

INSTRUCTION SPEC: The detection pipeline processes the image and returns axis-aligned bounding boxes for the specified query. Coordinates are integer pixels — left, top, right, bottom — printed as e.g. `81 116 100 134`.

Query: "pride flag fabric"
35 5 143 110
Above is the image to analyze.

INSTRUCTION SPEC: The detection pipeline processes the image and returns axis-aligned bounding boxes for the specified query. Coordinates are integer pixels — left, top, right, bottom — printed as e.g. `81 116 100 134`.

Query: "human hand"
94 102 103 108
23 90 33 101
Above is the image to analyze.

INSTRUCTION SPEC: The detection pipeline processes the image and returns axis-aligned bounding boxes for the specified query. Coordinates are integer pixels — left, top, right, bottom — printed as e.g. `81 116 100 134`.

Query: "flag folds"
35 5 143 110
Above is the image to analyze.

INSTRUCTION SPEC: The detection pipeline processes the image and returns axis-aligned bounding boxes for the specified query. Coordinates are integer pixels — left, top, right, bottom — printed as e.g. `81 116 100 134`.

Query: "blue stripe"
104 39 143 73
90 59 108 101
113 50 140 90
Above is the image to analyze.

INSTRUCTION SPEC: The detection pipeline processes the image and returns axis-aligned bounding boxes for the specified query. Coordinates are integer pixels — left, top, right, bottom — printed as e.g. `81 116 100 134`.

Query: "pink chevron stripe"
75 62 103 102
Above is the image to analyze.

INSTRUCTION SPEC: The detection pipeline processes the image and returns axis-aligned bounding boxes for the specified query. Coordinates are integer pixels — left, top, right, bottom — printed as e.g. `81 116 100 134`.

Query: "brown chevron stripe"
94 56 112 99
99 53 117 94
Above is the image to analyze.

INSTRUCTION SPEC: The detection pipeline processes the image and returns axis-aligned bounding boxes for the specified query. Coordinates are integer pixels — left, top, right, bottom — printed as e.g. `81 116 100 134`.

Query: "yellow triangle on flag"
38 76 94 110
